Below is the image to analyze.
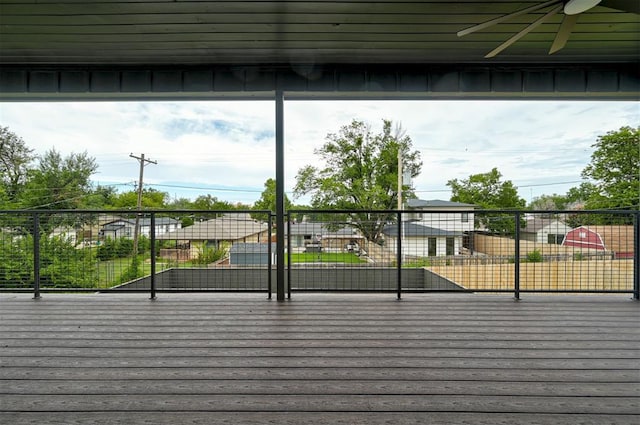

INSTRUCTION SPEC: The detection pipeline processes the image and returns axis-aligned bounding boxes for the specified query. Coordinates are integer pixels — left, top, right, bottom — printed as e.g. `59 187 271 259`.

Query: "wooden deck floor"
1 293 638 424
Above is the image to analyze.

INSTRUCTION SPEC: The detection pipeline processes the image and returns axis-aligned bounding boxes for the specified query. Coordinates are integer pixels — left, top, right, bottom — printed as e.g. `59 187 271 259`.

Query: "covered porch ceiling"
0 0 638 100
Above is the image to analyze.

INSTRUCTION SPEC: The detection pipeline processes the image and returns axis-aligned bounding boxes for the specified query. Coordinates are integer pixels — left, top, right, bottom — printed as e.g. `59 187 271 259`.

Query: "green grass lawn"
289 252 367 263
96 256 171 287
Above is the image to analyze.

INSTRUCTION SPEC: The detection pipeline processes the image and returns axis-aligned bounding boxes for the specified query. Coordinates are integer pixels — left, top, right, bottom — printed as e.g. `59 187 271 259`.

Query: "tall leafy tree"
20 149 98 210
581 126 639 210
0 126 35 205
447 167 525 234
252 178 292 221
294 119 422 242
111 188 168 209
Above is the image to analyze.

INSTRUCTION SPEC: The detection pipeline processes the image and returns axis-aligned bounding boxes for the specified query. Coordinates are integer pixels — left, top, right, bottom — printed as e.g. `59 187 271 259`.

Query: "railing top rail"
0 209 272 215
289 208 638 215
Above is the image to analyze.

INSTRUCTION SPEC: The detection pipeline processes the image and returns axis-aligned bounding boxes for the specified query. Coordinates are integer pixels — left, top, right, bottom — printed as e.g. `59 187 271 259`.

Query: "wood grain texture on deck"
1 293 638 424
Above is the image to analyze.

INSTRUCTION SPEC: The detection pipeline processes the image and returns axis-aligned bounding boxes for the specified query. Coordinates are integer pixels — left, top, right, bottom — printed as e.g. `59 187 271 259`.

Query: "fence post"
32 212 41 299
149 213 156 300
634 211 639 300
513 211 521 300
397 211 402 300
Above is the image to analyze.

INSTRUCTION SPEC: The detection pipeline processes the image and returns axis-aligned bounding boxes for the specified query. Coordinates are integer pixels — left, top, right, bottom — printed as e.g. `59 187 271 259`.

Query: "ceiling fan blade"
599 0 640 14
486 4 563 58
549 14 579 54
457 0 561 37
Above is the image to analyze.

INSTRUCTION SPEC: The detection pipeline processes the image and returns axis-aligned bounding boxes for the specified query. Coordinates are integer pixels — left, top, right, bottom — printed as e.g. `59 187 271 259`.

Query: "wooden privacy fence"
429 260 633 292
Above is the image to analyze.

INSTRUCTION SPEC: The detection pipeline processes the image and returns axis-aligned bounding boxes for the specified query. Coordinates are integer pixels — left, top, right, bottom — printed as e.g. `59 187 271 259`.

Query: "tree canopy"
447 167 525 210
293 119 422 242
447 168 525 234
252 178 292 221
0 126 36 206
20 148 98 210
581 126 639 210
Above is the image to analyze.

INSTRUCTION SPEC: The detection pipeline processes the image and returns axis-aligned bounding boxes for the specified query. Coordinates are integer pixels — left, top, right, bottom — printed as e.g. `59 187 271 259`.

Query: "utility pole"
130 153 157 257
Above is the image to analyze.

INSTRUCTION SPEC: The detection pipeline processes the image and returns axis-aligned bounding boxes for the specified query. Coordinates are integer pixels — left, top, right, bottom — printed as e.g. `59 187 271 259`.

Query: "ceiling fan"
457 0 640 57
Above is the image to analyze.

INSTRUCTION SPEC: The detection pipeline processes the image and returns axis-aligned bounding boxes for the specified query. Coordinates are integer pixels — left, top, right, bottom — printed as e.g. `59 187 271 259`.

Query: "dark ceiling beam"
1 63 638 101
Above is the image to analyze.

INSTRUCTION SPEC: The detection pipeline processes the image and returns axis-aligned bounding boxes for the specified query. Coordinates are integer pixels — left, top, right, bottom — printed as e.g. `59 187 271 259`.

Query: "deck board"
1 293 638 424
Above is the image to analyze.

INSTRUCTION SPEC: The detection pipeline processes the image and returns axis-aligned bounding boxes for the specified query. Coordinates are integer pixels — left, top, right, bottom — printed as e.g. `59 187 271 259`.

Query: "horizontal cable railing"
0 210 273 297
0 208 638 299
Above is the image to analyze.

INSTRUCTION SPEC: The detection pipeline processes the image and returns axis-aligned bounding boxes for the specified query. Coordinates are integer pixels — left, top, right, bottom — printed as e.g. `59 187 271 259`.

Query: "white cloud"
1 99 638 205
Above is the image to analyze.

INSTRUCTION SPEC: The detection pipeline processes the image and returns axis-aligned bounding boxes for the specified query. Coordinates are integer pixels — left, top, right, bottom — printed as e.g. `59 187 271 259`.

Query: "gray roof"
102 217 178 226
407 199 476 208
383 223 463 238
522 218 569 233
156 216 267 241
287 222 362 238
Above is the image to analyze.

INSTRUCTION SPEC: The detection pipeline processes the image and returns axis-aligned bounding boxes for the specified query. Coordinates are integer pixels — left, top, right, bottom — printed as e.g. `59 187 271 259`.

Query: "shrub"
525 249 543 263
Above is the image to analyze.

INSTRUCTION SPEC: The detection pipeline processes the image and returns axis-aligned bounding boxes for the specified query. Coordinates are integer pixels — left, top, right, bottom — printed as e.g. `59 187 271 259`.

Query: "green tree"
294 119 422 242
0 233 96 288
192 194 234 211
581 126 639 210
565 182 599 207
0 126 36 206
81 185 118 209
20 148 98 210
111 188 169 209
447 167 525 234
528 193 568 211
252 178 292 221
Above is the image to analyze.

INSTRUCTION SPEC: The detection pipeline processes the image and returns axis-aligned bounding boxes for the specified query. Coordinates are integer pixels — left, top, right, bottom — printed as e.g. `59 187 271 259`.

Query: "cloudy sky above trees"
0 100 637 205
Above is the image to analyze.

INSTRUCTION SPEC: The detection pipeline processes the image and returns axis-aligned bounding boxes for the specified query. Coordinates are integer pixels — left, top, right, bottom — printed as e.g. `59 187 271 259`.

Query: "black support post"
397 211 402 300
275 90 285 301
32 212 40 299
149 213 156 300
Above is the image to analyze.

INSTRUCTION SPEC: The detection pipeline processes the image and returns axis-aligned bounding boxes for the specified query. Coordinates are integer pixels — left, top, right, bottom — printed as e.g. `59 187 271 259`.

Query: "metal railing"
0 208 638 299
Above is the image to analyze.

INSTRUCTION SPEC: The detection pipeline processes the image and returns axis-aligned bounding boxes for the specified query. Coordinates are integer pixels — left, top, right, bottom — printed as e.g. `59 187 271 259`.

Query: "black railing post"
287 213 291 300
275 89 286 301
32 212 41 299
514 210 521 301
149 213 156 300
267 213 273 299
397 211 402 300
634 211 639 300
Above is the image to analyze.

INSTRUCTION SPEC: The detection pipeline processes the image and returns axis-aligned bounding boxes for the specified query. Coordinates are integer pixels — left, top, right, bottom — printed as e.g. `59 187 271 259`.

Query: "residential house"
99 217 181 240
383 222 464 257
406 199 476 232
285 222 365 253
403 199 476 255
156 213 269 260
521 218 572 244
562 225 635 258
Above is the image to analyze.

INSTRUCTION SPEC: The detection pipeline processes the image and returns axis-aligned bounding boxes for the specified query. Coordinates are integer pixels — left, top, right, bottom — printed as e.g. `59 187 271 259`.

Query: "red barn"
562 226 605 251
562 225 635 258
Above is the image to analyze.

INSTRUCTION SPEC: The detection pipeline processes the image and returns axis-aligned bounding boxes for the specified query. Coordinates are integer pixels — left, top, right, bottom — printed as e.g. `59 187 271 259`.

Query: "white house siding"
521 221 572 244
386 236 462 257
413 212 474 232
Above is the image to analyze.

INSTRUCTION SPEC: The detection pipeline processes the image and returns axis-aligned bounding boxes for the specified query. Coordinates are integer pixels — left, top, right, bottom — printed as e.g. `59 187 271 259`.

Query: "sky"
0 100 638 206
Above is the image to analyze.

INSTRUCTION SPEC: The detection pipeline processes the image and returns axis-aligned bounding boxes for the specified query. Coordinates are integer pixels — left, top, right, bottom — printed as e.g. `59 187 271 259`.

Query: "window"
548 234 564 245
446 237 455 256
461 212 469 223
428 238 436 256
